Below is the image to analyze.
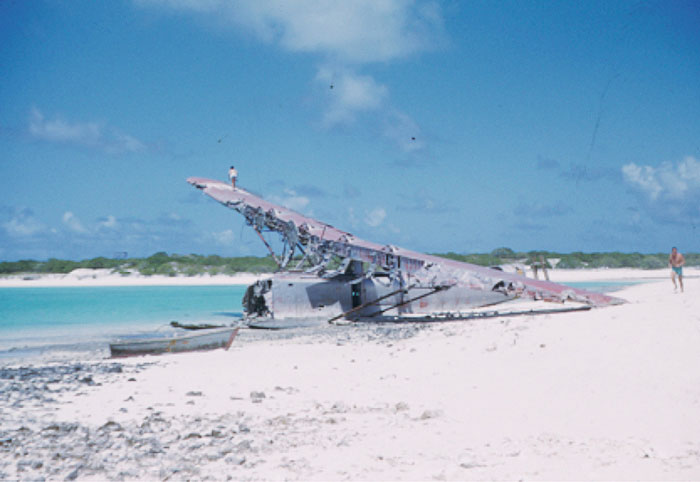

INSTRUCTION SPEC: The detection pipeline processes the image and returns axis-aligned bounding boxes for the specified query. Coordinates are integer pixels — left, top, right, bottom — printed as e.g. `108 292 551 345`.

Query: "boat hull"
109 327 239 358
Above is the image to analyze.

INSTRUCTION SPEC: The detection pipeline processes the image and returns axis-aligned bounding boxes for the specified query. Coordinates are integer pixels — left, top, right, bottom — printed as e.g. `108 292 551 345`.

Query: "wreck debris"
188 177 623 326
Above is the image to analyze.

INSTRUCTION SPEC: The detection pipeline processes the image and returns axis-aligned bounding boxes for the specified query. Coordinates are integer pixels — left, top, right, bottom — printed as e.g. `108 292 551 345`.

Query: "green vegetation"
437 252 503 267
432 249 699 269
0 252 278 276
0 249 698 275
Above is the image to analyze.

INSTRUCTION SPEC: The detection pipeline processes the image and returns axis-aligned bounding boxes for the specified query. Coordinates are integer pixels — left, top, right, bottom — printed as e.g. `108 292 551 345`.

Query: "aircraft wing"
188 177 624 307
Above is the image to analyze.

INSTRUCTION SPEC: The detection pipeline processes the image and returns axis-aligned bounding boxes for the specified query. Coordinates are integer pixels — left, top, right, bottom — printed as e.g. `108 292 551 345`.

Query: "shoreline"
0 269 270 288
1 277 699 480
547 266 699 282
1 267 697 288
1 277 699 479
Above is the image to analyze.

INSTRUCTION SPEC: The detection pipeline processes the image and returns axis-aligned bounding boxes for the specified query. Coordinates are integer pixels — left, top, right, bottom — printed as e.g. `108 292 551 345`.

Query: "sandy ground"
1 269 699 480
0 269 269 288
1 266 698 288
548 267 700 282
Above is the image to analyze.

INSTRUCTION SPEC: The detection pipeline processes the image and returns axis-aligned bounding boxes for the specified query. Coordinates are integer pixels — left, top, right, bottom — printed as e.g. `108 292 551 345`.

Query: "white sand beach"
1 269 699 480
0 269 269 288
1 266 697 287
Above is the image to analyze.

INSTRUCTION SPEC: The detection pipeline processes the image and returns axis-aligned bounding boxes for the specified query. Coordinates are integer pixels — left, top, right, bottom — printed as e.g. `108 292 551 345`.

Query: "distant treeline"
435 247 700 270
0 252 277 276
0 249 697 275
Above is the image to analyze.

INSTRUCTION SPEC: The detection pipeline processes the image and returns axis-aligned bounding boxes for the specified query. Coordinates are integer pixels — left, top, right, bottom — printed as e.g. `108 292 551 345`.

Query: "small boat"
109 326 239 358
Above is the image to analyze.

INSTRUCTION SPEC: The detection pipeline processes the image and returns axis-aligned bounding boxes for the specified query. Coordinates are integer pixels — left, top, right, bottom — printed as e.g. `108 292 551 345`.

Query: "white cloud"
622 156 700 224
622 164 661 199
138 0 441 153
622 156 700 201
1 208 206 260
365 207 386 227
316 69 425 152
62 211 88 233
99 215 118 229
211 229 236 245
29 108 101 146
2 207 45 237
678 157 700 185
317 67 387 125
28 108 146 154
139 0 443 63
113 132 147 153
270 189 310 212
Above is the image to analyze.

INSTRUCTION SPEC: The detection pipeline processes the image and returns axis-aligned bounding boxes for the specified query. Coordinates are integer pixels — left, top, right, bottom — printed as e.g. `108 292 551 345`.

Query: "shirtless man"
669 246 685 293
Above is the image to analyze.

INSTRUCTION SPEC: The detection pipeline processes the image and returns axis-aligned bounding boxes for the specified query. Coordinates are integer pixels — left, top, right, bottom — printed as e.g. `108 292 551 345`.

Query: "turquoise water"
0 285 247 354
0 281 639 358
561 281 644 293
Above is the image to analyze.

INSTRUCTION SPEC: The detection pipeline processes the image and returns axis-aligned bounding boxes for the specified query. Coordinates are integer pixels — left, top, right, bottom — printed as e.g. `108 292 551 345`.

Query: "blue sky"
2 0 699 261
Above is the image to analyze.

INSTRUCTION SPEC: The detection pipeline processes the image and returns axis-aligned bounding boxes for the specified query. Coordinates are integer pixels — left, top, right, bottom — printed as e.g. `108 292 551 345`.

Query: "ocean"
0 281 637 362
0 285 247 359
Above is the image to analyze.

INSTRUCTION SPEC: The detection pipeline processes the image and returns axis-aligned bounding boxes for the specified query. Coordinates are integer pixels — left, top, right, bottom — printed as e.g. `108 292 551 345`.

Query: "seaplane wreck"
188 177 623 329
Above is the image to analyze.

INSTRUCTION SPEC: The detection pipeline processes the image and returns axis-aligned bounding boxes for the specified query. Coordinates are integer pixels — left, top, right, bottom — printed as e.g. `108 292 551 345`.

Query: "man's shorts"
672 266 683 276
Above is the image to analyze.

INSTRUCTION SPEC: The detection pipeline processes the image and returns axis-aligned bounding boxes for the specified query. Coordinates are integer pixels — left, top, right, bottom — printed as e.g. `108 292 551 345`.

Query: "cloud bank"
1 207 47 238
138 0 443 63
269 189 311 213
29 108 146 154
0 207 201 260
316 67 387 126
137 0 443 153
62 212 88 234
622 156 700 223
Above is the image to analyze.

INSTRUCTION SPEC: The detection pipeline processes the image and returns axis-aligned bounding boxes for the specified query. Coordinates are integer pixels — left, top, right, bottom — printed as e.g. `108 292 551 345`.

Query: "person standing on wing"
669 246 685 293
228 166 238 189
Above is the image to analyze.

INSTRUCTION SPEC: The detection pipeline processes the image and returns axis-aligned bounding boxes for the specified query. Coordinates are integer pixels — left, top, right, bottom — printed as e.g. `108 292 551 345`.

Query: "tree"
491 247 516 258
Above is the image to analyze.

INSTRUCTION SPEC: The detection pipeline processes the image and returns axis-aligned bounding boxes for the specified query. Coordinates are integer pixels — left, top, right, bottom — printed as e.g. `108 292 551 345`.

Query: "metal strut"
327 287 408 324
253 226 281 267
361 305 592 323
365 285 449 317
